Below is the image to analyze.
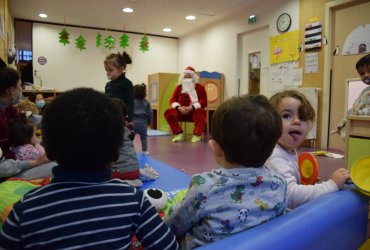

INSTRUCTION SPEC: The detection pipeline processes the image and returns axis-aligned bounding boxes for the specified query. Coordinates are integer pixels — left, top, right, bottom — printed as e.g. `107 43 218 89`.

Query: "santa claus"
164 66 207 143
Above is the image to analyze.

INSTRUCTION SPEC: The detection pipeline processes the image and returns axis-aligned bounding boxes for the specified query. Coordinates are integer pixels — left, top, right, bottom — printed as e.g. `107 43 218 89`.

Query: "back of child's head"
356 53 370 70
212 94 282 167
104 51 132 69
269 90 315 122
0 57 20 95
42 88 123 170
9 114 35 147
134 83 147 99
111 97 128 117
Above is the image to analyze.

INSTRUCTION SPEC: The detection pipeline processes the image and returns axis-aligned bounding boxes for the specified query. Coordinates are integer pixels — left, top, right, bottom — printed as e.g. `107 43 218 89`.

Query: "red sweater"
0 105 19 160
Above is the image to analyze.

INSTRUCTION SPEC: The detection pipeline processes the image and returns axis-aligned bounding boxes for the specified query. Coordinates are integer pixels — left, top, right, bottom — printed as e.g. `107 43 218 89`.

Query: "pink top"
11 144 45 161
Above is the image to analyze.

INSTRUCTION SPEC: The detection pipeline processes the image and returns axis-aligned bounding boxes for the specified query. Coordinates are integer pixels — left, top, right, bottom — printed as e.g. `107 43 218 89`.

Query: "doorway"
325 0 370 151
238 26 269 96
248 52 261 95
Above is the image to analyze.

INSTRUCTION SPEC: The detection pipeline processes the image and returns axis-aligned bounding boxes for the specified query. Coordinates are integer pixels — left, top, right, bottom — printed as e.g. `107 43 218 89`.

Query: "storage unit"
345 116 370 170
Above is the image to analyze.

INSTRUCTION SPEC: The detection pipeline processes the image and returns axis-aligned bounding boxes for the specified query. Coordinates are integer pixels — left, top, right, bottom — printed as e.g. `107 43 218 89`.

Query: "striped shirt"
0 166 178 250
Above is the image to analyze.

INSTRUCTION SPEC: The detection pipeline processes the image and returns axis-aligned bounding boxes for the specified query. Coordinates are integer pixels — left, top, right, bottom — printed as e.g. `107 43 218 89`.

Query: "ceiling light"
122 7 134 13
163 28 172 32
38 13 48 18
185 15 196 20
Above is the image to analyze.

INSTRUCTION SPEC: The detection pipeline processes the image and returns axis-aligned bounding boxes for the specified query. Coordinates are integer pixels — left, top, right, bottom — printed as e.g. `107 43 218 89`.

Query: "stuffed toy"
144 188 168 211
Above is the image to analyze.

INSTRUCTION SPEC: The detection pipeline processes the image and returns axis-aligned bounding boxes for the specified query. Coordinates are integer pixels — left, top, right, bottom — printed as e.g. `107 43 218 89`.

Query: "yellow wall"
299 0 334 148
0 0 14 64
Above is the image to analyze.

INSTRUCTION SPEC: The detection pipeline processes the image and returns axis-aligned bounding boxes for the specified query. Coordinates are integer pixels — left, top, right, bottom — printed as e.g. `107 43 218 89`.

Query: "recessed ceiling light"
185 15 196 20
39 13 48 18
122 7 134 13
163 28 172 32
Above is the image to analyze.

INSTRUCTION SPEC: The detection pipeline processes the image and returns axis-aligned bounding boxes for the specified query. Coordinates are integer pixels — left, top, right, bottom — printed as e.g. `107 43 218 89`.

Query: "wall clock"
276 13 292 33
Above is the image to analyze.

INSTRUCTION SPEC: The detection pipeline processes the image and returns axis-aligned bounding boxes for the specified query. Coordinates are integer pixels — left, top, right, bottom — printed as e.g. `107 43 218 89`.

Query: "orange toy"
298 152 319 185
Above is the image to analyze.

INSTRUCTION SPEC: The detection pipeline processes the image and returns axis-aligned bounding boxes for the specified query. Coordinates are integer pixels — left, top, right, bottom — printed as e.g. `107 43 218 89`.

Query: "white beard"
181 78 198 103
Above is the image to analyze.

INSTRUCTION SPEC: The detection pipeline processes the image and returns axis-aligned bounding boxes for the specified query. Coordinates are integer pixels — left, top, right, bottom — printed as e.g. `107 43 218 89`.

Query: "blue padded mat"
137 154 190 199
147 129 170 137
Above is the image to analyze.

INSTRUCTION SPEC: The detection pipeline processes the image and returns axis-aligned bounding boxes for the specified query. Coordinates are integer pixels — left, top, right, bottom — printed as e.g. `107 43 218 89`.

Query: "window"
18 50 33 61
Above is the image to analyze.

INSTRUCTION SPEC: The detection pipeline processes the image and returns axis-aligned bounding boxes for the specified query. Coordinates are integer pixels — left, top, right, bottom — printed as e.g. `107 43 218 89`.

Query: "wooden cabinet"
345 116 370 170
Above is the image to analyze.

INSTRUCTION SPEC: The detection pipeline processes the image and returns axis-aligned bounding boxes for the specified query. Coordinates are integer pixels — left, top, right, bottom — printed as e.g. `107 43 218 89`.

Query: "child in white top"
266 90 350 209
9 114 45 161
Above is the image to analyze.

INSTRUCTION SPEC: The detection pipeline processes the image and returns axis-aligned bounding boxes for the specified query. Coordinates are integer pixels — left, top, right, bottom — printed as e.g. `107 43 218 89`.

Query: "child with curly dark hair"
9 114 45 161
133 83 153 155
0 88 178 249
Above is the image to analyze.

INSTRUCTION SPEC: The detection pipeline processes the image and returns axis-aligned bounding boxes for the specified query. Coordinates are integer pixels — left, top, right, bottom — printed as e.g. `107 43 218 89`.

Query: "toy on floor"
298 152 318 185
139 163 160 181
144 188 168 212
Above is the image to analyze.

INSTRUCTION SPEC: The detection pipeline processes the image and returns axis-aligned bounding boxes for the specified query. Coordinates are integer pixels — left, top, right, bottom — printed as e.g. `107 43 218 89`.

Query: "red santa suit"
164 67 207 136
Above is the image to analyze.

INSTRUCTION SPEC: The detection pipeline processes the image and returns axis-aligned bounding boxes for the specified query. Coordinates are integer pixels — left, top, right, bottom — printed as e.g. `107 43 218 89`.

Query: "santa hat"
184 66 196 75
181 66 199 83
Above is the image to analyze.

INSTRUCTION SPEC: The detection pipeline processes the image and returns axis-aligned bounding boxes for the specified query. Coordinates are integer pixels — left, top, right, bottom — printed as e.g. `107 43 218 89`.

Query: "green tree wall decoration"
139 35 149 52
104 35 115 49
120 34 129 49
75 35 87 51
58 28 70 45
96 32 102 48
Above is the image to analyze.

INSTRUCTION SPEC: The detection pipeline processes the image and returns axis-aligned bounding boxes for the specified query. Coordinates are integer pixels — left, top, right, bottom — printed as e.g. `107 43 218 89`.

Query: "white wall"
33 23 178 91
178 0 299 99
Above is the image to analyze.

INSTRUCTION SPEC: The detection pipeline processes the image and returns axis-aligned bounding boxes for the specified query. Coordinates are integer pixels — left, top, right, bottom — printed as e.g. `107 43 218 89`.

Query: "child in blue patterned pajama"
164 95 288 249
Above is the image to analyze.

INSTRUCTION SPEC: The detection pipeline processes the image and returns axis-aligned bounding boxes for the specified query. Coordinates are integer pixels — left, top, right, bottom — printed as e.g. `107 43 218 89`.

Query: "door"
328 0 370 151
239 26 269 96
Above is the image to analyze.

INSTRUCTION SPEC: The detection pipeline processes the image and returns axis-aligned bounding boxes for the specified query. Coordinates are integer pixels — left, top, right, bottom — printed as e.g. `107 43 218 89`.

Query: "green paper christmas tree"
58 28 70 45
120 34 129 49
96 32 102 48
104 35 115 49
139 35 149 52
75 35 86 51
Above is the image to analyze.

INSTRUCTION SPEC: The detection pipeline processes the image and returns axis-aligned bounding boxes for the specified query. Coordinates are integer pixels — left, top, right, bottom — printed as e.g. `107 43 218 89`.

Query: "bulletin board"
270 30 300 64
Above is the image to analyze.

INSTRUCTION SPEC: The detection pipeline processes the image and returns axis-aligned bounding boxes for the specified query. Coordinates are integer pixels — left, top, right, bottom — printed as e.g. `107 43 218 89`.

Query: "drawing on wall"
270 61 299 93
342 24 370 55
270 30 299 64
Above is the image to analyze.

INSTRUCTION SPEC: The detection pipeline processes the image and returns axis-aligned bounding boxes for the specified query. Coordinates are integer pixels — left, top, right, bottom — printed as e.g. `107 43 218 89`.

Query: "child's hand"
330 168 350 190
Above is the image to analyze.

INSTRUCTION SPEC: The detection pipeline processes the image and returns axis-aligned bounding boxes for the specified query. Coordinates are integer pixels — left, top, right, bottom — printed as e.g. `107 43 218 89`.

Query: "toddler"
110 98 142 186
165 94 287 249
267 90 350 209
0 88 177 249
9 114 45 161
133 83 153 155
104 51 134 120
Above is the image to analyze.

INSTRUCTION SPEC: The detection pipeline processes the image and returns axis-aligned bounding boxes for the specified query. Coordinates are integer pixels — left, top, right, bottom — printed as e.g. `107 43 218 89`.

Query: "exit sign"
248 15 257 24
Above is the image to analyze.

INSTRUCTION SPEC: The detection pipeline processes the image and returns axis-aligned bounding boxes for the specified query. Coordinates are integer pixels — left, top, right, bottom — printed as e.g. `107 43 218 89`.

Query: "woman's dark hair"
42 88 123 170
0 57 20 95
9 114 35 147
134 83 147 99
104 51 132 70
